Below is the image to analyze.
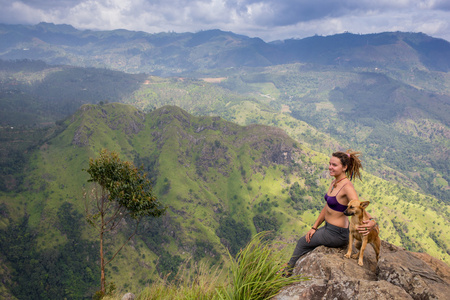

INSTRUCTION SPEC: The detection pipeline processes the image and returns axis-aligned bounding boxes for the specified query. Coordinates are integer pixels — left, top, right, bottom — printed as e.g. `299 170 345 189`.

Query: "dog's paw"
358 260 364 266
351 253 359 259
344 253 351 259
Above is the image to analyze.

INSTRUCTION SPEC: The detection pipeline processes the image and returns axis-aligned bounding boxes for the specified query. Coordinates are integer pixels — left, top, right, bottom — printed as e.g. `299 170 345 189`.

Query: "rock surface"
273 240 450 300
121 292 136 300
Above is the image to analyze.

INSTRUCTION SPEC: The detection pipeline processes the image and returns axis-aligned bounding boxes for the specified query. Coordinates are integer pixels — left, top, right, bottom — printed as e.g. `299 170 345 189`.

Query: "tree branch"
105 218 141 266
103 204 127 231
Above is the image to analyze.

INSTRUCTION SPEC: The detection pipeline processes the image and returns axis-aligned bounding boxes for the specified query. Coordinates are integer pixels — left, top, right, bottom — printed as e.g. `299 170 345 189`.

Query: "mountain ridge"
1 23 450 75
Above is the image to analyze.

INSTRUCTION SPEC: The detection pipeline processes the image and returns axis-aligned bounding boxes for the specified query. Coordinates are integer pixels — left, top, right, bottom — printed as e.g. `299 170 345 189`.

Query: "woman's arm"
306 206 326 243
343 182 358 202
313 206 326 229
357 212 377 235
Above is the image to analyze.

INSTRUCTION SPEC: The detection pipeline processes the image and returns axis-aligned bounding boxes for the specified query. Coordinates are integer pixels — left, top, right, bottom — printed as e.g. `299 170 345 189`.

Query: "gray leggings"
288 222 349 269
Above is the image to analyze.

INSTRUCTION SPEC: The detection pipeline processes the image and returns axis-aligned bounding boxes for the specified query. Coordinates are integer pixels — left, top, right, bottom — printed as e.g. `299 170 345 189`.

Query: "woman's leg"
287 227 327 270
287 223 349 271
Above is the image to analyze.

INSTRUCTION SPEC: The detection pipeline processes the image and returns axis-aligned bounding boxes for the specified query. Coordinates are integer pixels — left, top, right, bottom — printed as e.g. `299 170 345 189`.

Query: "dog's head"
343 199 370 216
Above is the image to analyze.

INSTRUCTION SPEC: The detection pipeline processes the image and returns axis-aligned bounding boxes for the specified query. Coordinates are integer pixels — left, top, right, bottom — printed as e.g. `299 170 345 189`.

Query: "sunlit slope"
1 104 448 295
122 65 450 203
2 59 447 204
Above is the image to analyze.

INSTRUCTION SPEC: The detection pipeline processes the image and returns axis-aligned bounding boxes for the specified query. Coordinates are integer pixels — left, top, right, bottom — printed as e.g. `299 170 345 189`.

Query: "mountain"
276 32 450 71
0 59 147 127
1 23 450 75
211 65 450 203
1 58 448 205
0 104 448 298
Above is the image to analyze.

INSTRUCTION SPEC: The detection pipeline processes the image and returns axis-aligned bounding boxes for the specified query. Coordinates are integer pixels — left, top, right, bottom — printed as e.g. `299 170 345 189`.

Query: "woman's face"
329 156 347 177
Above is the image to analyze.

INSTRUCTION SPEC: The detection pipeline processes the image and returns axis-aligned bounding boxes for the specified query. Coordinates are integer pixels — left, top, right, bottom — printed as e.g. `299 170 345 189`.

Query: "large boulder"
274 240 450 299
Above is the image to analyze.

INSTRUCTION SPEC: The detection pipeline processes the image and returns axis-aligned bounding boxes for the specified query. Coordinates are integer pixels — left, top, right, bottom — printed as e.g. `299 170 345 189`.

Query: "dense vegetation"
0 103 447 299
1 58 448 206
0 27 449 298
0 203 99 299
216 216 252 256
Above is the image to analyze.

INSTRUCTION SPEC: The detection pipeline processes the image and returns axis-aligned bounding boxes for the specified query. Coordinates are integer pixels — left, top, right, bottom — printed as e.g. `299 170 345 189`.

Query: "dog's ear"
360 201 370 209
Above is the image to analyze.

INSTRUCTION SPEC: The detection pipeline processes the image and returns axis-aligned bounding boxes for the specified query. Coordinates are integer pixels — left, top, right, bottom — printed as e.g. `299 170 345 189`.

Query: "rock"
122 292 135 300
411 252 450 284
377 241 449 299
273 240 450 300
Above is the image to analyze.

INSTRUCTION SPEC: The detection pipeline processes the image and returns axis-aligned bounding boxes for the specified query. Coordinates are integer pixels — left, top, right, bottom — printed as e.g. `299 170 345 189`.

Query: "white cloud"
0 1 46 24
0 0 449 42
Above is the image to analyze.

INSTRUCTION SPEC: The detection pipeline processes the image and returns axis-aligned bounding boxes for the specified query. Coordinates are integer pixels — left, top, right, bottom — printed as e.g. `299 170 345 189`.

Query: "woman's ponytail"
332 149 363 181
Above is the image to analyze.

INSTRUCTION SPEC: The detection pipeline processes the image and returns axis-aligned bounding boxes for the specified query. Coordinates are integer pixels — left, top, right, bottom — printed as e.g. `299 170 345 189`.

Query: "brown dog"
343 200 381 266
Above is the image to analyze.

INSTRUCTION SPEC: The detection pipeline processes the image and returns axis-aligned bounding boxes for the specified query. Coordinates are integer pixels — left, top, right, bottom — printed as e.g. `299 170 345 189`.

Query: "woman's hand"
357 219 376 236
306 228 317 243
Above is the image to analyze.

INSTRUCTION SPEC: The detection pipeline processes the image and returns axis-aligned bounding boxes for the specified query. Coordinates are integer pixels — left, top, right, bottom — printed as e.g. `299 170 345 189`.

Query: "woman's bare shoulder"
342 181 358 198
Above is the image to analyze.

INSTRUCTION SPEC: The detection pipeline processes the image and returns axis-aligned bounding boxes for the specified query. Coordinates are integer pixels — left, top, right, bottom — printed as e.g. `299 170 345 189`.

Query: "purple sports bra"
324 183 348 212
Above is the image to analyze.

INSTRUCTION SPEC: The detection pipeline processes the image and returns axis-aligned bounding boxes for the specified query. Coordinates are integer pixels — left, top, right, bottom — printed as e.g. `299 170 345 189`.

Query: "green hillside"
117 65 449 203
1 59 448 203
1 104 448 298
222 65 450 202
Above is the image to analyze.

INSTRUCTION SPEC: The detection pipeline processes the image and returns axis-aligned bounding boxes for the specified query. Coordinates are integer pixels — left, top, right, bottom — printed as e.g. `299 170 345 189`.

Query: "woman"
285 150 376 276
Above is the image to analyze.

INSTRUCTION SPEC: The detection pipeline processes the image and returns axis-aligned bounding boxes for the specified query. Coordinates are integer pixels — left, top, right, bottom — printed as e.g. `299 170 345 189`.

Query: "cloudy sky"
1 0 450 42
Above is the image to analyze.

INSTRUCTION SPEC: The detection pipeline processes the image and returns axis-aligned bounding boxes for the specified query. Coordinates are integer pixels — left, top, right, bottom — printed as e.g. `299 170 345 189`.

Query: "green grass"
130 261 224 300
216 232 307 300
105 232 307 300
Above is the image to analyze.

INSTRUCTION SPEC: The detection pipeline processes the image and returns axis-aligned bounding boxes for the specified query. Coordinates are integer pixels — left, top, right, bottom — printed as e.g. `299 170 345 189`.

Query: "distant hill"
0 104 448 298
1 23 450 75
1 58 448 203
0 59 146 127
275 32 450 71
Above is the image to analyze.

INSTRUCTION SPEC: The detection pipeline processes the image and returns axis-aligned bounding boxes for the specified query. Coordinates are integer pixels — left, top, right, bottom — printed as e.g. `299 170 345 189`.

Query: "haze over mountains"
1 22 450 75
0 23 449 298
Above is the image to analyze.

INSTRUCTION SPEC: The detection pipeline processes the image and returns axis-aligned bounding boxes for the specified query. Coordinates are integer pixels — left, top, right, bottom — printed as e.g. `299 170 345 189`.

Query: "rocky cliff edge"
274 240 450 299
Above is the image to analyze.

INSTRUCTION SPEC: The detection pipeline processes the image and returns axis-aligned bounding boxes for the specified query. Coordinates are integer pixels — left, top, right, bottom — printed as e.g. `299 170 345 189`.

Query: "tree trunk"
100 229 105 294
100 196 106 295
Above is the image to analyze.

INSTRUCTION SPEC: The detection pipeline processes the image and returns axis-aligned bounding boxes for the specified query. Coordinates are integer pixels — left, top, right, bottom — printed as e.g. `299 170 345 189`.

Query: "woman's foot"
280 266 293 277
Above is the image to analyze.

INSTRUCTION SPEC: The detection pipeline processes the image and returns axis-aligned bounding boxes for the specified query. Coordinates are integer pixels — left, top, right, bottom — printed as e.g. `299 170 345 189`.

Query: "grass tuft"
216 232 307 300
136 259 223 300
106 232 306 300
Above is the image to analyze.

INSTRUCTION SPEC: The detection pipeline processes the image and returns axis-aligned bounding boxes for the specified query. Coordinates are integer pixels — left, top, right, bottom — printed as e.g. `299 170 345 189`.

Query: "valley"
0 25 449 298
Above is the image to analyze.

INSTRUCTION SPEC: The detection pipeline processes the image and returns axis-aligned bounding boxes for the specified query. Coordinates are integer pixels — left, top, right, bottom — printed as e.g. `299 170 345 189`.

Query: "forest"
0 28 449 298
